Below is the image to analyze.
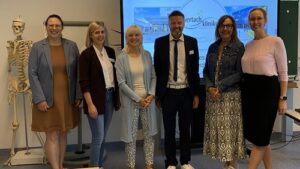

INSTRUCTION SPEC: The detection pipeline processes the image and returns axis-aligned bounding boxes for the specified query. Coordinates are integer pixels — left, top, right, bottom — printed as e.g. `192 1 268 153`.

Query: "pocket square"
189 50 194 55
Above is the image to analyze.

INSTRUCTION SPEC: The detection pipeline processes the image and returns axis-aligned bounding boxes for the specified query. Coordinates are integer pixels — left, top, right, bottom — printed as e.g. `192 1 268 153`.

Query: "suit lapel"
63 39 70 76
165 36 170 70
90 47 103 73
105 47 116 64
184 35 190 69
42 39 53 75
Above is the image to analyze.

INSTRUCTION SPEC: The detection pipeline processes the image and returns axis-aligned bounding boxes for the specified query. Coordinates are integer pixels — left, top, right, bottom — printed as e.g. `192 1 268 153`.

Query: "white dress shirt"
93 45 114 88
168 34 188 85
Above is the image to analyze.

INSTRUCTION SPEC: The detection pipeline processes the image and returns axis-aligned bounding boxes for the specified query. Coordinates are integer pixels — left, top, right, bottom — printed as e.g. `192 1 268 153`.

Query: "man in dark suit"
154 10 200 169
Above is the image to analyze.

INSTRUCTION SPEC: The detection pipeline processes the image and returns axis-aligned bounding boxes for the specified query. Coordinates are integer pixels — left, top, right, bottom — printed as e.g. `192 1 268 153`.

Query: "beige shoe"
227 166 235 169
145 164 154 169
167 165 176 169
181 164 194 169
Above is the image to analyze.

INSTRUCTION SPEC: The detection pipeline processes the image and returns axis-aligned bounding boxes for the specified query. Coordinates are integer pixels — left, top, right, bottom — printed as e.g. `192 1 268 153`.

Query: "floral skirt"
203 89 246 162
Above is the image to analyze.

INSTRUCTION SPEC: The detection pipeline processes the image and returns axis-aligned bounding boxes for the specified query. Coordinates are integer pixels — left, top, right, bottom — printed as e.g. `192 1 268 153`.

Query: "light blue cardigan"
115 49 158 143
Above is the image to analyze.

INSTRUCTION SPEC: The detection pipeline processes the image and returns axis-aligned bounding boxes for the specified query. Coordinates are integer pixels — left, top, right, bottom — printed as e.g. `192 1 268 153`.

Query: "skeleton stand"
63 108 90 168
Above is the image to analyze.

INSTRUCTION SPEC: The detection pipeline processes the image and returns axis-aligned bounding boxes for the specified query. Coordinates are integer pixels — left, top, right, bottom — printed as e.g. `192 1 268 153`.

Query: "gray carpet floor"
1 133 300 169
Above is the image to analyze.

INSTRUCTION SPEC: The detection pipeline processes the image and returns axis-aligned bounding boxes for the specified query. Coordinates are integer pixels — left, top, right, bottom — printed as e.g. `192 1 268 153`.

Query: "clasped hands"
207 86 221 99
138 95 154 108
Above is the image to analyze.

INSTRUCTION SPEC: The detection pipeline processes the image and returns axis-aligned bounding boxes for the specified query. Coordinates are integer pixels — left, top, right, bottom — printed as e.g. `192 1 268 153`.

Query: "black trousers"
162 88 193 167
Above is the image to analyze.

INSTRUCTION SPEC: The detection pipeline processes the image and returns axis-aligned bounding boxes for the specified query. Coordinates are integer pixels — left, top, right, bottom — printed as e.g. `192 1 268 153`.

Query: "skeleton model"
5 17 44 166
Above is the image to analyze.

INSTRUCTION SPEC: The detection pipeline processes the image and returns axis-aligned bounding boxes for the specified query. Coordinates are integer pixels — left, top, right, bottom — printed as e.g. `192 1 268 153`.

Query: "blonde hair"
85 21 105 48
124 25 143 53
249 7 267 22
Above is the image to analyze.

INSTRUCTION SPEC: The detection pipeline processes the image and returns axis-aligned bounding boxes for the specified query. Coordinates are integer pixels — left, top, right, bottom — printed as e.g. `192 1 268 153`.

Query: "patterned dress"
203 52 246 162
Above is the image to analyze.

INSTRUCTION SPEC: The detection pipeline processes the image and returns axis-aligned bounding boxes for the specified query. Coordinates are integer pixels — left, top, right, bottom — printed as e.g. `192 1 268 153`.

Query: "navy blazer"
154 34 200 101
28 38 82 106
79 46 120 115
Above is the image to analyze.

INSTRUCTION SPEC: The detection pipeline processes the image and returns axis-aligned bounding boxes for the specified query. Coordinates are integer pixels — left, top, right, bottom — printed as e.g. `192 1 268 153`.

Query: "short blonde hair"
85 21 105 48
124 25 143 53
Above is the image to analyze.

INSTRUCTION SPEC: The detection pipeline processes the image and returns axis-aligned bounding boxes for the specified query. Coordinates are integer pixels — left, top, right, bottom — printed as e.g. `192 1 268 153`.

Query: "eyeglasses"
47 24 62 28
219 24 233 29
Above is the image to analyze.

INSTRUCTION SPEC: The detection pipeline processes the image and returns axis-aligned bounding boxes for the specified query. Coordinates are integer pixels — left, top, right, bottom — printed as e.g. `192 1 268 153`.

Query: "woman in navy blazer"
28 14 82 169
79 21 120 168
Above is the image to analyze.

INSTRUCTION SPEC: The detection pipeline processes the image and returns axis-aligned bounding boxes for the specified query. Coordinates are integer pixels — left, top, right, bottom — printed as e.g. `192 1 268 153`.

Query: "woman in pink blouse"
241 8 288 169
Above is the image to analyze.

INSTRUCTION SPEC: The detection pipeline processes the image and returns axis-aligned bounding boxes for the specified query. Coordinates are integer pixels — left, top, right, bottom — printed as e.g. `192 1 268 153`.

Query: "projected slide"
122 0 278 77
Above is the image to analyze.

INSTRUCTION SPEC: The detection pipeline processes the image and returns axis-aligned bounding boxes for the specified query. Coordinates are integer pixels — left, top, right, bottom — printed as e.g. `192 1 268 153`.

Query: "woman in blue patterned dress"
203 15 246 169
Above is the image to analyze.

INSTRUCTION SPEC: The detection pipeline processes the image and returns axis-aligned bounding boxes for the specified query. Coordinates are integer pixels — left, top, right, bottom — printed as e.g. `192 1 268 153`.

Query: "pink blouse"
241 36 288 81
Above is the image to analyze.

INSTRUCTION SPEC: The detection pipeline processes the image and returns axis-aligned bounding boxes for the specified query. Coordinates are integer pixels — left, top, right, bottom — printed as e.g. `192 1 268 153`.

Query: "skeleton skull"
12 17 25 39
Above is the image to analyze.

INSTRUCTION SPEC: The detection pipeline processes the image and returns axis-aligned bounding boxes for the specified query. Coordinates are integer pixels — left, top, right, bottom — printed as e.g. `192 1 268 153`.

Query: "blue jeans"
87 90 114 167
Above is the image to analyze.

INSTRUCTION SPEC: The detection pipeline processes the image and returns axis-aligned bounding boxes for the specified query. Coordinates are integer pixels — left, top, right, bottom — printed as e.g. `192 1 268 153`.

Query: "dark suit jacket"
154 34 200 101
79 46 120 115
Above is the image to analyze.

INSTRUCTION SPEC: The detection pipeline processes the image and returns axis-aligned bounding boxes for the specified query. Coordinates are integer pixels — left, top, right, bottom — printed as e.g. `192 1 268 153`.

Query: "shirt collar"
93 45 107 56
169 34 184 42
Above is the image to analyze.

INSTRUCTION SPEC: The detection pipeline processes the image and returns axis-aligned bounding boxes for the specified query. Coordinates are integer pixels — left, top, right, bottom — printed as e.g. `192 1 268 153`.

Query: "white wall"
0 0 122 149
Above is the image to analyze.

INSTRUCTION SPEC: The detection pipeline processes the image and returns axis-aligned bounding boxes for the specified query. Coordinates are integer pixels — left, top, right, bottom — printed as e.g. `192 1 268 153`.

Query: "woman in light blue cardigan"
115 25 158 169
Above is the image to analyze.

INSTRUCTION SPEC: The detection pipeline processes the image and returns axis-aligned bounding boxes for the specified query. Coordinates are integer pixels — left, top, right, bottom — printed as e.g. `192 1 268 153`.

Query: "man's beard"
172 29 182 39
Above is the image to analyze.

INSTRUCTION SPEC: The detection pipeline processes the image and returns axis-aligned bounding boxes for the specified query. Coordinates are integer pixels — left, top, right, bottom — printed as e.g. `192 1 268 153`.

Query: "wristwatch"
279 96 287 101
